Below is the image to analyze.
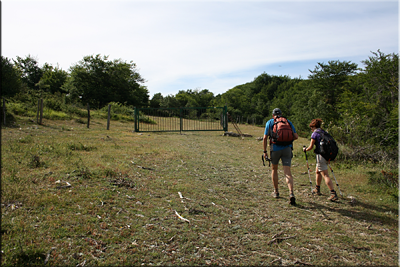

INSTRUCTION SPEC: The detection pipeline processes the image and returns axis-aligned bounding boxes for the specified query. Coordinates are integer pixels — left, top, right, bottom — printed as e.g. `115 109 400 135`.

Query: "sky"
2 0 398 98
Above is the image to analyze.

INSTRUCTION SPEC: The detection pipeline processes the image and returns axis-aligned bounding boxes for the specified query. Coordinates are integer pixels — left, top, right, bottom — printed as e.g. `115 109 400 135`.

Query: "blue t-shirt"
264 118 297 151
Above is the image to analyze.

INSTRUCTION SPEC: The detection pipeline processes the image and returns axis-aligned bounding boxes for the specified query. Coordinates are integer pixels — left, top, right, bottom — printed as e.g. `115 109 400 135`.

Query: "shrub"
367 170 398 189
100 102 134 116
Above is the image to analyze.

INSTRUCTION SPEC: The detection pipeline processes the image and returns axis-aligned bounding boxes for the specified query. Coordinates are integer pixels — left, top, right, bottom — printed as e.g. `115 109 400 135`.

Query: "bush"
367 170 398 189
45 97 64 111
7 102 27 116
100 102 134 116
43 109 70 120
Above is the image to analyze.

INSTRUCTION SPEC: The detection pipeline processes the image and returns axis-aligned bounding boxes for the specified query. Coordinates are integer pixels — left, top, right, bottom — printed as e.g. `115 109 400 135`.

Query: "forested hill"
1 50 398 169
150 51 398 168
211 51 397 165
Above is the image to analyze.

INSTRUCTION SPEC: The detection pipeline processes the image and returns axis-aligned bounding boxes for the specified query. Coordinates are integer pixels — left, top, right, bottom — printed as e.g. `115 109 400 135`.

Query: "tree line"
1 50 398 167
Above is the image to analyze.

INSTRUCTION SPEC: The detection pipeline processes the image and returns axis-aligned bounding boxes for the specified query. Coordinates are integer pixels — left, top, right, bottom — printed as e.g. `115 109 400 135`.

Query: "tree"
150 93 163 108
174 88 214 108
13 55 43 90
68 54 148 108
1 56 22 97
37 63 68 94
308 60 358 123
160 94 180 108
336 50 398 157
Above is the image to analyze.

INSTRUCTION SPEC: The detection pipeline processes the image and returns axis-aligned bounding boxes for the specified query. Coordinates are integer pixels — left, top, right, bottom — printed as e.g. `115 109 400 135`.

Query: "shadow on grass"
8 249 46 266
294 200 398 227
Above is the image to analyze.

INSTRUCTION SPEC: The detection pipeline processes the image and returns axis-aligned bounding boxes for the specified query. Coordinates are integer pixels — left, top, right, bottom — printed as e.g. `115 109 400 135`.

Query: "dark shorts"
271 147 293 166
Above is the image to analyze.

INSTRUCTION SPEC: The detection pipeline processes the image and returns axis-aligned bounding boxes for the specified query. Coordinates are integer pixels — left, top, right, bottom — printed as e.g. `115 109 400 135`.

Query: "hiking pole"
303 146 313 194
261 154 271 167
328 161 342 196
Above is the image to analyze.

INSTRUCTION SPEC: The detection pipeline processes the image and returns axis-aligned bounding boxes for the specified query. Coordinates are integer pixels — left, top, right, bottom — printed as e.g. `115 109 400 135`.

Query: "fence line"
134 106 228 133
1 100 231 133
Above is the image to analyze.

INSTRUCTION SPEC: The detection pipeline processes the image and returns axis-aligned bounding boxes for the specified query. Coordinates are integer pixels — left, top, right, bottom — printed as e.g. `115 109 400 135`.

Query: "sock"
330 190 336 195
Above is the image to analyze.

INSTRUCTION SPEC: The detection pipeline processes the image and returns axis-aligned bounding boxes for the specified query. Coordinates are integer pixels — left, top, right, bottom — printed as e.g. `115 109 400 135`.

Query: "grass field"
1 117 398 266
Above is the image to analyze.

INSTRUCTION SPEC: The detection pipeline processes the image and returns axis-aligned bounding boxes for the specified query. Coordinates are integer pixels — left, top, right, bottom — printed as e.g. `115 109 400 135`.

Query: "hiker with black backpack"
303 118 338 201
263 108 298 205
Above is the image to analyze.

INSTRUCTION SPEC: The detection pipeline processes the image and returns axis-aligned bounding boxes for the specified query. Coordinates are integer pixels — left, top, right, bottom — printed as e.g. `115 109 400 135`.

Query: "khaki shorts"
316 154 328 172
271 147 293 166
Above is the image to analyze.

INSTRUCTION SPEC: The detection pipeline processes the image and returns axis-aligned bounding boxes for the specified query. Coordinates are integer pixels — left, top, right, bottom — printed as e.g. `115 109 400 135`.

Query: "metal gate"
134 106 228 133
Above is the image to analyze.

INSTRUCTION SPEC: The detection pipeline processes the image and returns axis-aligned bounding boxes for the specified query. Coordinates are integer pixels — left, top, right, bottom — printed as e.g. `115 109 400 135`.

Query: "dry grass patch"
1 118 398 266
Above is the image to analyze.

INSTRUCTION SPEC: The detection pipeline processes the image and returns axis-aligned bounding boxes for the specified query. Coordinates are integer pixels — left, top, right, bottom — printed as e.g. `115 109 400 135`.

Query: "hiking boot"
289 193 296 205
328 193 338 202
312 188 322 196
272 191 280 198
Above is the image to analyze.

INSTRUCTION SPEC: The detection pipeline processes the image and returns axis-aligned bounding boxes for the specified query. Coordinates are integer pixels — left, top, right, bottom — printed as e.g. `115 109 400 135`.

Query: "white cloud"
2 0 398 97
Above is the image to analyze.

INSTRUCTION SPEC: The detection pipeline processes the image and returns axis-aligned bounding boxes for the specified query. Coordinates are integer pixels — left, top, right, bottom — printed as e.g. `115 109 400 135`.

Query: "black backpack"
316 130 338 161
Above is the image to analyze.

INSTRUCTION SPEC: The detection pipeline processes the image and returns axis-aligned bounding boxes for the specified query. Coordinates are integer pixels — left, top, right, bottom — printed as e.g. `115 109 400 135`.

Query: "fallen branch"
293 259 313 266
174 210 190 223
252 251 281 258
44 247 56 265
268 233 297 245
55 180 71 189
138 166 154 171
270 258 282 264
178 192 191 201
272 231 284 239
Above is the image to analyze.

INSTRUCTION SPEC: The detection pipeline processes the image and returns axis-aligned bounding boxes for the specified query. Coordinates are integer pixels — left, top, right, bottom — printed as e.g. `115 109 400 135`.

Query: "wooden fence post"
107 104 111 130
87 103 90 128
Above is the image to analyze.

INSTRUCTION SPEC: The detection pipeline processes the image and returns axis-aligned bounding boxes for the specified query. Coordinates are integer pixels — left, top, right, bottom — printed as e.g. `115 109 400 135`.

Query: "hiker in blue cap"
263 108 298 205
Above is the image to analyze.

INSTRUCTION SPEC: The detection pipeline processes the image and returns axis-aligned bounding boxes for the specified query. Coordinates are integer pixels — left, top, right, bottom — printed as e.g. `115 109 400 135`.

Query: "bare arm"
304 138 316 152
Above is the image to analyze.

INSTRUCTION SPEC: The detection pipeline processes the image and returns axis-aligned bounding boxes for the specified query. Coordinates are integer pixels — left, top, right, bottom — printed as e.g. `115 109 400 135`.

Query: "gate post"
223 106 228 132
134 107 138 132
179 108 183 134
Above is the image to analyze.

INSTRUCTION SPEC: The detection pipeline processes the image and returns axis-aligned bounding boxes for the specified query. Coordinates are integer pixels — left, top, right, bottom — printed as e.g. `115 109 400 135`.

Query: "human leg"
270 149 281 197
322 169 338 201
321 169 334 191
313 168 323 195
283 165 294 193
281 147 295 205
271 164 279 197
314 155 328 195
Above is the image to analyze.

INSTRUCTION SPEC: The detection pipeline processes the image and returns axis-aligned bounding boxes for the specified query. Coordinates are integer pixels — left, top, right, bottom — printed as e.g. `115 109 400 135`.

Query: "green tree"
1 56 23 97
308 60 358 123
160 94 180 108
68 54 148 108
37 63 68 94
335 50 398 161
13 55 43 90
150 93 164 108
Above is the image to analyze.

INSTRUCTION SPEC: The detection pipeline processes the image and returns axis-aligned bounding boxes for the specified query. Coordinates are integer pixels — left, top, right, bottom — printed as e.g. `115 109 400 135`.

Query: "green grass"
1 116 398 266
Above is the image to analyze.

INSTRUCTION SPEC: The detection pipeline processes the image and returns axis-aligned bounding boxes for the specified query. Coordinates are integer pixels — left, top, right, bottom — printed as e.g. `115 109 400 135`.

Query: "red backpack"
270 116 294 146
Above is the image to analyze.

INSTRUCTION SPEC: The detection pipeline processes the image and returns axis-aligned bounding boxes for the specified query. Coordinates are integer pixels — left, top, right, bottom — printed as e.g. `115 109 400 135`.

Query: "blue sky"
2 0 398 98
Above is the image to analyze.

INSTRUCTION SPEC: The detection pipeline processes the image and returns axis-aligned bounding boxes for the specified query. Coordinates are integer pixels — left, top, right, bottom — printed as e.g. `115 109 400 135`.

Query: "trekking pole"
303 146 313 194
328 161 342 196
